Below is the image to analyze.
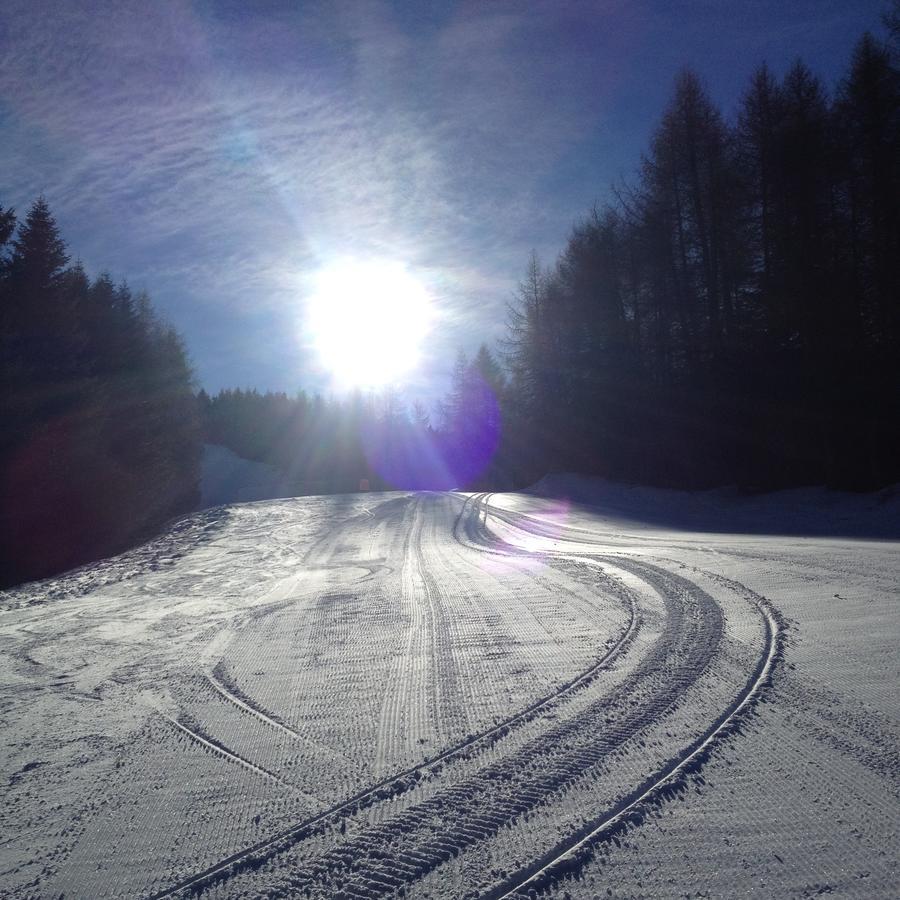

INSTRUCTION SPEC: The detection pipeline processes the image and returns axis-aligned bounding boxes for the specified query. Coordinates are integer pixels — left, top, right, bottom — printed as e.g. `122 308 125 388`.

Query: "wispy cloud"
0 0 881 395
0 0 597 393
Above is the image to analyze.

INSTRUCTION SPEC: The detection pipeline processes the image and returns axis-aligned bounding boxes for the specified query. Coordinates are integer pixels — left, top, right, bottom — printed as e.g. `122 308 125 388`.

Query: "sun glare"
307 259 433 389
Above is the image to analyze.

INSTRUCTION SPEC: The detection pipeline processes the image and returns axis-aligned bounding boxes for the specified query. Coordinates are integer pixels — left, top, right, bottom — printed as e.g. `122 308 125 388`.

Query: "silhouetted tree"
499 22 899 491
0 197 201 587
174 15 900 501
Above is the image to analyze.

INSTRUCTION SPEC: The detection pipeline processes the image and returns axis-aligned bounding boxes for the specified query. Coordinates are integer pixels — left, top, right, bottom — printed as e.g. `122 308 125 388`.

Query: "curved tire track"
151 491 782 899
206 663 303 740
485 587 782 898
226 542 725 897
144 496 640 900
161 713 283 783
463 492 784 899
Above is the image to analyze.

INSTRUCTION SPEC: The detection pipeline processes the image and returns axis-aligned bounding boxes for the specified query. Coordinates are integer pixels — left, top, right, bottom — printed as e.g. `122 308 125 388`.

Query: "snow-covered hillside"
0 482 897 898
200 443 288 507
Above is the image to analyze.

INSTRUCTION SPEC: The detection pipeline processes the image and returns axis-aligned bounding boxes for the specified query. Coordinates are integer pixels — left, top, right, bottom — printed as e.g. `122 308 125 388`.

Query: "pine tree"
837 32 900 346
7 197 69 296
0 205 14 249
4 197 73 383
737 64 784 328
0 197 201 587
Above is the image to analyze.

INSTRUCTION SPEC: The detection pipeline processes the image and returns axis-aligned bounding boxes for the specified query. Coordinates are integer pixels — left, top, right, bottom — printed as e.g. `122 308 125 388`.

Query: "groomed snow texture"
1 481 897 898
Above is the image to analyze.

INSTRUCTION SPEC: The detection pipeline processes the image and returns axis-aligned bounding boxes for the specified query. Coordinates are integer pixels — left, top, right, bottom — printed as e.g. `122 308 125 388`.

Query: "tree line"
0 198 200 588
3 15 896 585
502 24 899 490
208 21 899 494
199 342 509 493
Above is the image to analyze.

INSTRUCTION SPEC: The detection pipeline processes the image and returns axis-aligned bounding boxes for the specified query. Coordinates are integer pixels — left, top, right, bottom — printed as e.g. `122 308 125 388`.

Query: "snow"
529 473 900 539
200 442 288 507
0 480 897 898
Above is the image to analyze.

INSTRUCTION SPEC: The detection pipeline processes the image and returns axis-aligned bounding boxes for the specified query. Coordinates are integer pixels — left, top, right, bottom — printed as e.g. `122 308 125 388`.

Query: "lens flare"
362 373 501 490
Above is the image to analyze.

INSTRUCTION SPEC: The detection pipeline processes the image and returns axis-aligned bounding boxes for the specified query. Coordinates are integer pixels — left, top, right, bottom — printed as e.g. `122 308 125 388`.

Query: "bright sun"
307 259 433 389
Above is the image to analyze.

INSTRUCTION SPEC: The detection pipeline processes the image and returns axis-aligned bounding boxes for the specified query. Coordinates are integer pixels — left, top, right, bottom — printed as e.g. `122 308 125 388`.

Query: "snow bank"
200 443 288 507
529 474 900 539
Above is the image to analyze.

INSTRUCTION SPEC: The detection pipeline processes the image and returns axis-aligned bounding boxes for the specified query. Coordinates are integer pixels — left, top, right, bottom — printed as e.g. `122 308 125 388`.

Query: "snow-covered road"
1 488 897 898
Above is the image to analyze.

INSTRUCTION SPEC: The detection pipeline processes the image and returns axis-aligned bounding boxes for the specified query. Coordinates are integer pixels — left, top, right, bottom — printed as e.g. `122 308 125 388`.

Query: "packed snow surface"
1 482 897 898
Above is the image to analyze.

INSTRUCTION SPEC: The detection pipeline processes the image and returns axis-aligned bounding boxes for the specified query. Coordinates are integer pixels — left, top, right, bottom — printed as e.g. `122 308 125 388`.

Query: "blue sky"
0 0 890 405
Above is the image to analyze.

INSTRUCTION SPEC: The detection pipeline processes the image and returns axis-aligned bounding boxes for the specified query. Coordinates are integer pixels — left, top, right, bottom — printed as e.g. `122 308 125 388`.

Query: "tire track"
461 492 784 899
484 590 782 899
152 491 780 899
205 663 302 741
161 713 283 782
373 499 423 775
427 496 641 743
413 497 466 742
228 556 723 898
143 497 640 900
